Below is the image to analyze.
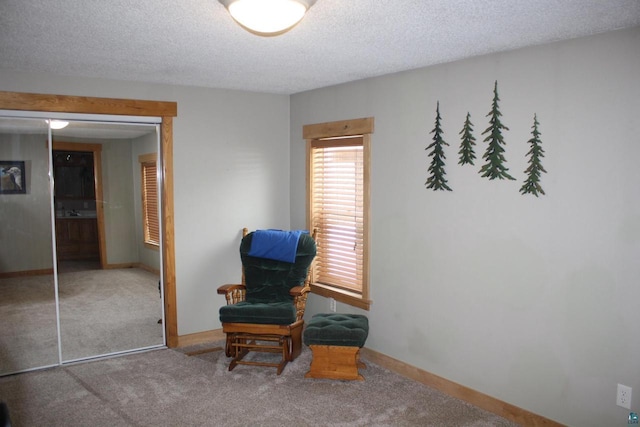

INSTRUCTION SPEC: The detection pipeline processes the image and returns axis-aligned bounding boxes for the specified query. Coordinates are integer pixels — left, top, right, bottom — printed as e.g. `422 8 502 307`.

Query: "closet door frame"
0 91 179 348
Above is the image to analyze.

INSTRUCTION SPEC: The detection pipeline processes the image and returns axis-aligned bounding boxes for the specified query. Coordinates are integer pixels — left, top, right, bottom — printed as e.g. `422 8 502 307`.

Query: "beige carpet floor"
0 342 519 427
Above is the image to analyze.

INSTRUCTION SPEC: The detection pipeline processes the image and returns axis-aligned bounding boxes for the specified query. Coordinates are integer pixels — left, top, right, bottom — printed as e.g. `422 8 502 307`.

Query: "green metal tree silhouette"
458 112 476 165
520 114 546 196
425 101 452 191
479 81 515 180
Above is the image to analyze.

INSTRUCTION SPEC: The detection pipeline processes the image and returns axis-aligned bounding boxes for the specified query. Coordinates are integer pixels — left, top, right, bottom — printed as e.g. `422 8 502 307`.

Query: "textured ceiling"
0 0 639 95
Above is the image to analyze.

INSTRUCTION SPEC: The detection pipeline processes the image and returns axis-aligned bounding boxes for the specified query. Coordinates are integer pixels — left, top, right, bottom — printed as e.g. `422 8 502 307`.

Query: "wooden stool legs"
305 345 366 380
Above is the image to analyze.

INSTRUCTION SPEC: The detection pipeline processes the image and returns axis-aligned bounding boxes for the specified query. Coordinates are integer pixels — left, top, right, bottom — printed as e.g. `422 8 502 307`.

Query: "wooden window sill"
310 283 371 311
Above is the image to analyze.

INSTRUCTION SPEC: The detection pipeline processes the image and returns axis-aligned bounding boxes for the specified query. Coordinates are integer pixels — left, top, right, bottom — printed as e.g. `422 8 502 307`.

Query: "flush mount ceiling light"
219 0 316 36
46 120 69 130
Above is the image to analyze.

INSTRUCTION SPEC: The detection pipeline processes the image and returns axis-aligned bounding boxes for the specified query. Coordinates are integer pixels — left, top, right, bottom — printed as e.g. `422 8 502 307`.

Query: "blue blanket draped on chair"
247 229 307 263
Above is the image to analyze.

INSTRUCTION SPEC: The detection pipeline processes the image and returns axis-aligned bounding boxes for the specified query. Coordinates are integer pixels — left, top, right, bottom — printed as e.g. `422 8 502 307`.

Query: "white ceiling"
0 0 639 95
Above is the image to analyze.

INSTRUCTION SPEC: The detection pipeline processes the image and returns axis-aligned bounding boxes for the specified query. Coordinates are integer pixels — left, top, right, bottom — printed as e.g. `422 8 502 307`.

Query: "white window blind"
310 137 364 293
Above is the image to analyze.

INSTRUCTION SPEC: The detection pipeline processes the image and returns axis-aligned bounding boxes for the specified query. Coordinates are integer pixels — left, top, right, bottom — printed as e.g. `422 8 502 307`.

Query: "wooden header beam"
0 91 177 117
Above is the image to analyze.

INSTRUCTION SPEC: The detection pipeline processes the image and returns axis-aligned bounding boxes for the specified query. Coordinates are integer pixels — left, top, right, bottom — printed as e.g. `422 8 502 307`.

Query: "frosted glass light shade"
220 0 316 36
46 120 69 130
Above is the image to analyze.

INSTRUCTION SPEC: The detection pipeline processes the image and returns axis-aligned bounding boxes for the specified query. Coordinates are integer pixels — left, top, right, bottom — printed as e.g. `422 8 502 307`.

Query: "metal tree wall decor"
520 114 546 196
479 81 515 180
458 112 476 166
425 101 452 191
424 81 548 196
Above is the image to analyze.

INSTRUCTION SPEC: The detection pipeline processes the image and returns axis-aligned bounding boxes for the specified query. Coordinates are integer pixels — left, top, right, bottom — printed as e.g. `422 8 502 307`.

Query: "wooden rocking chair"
217 228 316 374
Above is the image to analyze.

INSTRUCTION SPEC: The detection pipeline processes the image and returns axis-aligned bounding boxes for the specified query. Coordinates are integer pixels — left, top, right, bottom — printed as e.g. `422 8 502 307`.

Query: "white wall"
100 138 138 264
290 27 640 426
0 131 53 273
0 71 291 336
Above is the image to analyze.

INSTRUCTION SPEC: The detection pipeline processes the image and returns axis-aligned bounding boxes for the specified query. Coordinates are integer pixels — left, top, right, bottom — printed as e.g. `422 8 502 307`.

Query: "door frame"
0 91 179 347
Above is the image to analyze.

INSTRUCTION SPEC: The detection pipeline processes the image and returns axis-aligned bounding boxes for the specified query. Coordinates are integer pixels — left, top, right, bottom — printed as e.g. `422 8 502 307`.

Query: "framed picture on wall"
0 161 26 194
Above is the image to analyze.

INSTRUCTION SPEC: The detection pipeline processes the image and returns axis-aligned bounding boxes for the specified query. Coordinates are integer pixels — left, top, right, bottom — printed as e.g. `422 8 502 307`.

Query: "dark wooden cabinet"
55 218 99 261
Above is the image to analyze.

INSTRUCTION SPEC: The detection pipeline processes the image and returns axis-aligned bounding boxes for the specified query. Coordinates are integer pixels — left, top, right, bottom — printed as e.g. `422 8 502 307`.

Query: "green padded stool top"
303 313 369 348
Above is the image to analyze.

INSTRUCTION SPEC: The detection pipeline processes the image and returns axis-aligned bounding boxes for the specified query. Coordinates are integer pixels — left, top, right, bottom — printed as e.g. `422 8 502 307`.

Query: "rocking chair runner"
217 228 316 374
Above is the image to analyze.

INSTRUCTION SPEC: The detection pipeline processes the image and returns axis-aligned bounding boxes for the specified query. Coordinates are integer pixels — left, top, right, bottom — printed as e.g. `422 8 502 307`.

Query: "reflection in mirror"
53 120 164 361
0 117 59 375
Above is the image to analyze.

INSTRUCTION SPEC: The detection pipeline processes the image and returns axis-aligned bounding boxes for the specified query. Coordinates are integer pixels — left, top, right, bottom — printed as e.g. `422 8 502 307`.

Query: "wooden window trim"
303 117 373 311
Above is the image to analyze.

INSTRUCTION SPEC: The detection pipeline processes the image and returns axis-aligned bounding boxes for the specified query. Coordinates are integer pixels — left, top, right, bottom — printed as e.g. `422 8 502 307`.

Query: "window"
303 118 373 310
139 153 160 248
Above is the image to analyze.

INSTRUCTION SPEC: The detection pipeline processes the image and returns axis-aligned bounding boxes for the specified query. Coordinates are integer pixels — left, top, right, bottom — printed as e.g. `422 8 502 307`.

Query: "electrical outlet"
617 384 632 409
329 297 336 312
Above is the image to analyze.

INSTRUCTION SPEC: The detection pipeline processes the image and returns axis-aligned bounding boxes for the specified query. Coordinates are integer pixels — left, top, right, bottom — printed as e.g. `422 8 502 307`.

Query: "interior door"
52 120 165 362
0 117 59 375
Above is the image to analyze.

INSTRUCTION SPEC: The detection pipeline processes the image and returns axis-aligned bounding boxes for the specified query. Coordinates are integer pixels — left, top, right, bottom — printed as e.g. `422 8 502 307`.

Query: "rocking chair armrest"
291 285 311 321
218 284 246 305
290 285 310 297
217 284 245 294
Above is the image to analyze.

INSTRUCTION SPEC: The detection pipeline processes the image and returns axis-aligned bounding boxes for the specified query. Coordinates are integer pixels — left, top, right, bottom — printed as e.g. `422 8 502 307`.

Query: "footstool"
303 313 369 380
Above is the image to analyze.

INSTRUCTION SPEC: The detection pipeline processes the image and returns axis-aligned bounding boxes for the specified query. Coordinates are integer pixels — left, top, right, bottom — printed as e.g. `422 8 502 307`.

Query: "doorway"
52 146 101 269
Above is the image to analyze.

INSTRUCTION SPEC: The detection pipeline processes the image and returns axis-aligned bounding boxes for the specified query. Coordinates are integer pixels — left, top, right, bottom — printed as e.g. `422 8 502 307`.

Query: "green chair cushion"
303 313 369 347
219 301 297 325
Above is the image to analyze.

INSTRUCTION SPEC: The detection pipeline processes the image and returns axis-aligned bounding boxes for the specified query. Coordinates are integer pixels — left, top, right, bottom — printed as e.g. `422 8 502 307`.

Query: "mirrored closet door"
0 114 165 376
53 120 164 362
0 117 59 375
